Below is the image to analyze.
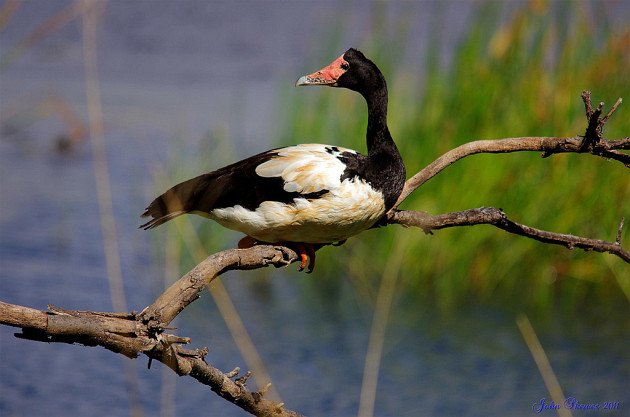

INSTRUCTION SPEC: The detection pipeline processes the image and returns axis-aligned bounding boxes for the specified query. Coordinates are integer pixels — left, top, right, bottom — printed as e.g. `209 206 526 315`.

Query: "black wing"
140 148 328 230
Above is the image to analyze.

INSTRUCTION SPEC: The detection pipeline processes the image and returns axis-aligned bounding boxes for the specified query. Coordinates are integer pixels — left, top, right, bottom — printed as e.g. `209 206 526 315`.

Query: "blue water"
1 2 629 417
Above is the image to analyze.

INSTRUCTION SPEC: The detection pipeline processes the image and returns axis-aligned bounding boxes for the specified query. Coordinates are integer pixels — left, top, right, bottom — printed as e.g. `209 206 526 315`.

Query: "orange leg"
292 243 316 273
303 243 316 273
293 243 309 271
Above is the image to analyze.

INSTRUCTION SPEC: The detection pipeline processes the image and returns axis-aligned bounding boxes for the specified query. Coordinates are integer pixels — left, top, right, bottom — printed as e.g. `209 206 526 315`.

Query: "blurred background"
1 1 628 416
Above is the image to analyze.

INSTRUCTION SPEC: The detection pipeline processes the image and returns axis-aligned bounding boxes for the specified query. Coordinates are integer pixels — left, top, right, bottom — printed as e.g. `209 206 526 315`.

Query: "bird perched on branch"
141 48 406 272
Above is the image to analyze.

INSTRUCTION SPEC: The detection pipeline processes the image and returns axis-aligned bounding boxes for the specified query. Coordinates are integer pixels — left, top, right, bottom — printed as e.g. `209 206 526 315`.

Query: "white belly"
207 179 385 243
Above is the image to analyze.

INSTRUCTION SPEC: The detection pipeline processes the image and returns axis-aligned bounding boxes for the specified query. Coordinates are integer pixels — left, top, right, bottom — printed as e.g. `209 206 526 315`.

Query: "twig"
601 98 623 125
616 218 625 245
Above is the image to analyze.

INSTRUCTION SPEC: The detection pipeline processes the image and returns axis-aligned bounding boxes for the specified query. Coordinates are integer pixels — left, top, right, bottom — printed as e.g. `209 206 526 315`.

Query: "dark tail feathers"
140 174 214 230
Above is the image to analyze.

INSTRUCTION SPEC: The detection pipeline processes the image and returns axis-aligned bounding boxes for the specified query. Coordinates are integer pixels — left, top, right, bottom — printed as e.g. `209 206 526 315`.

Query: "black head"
296 48 386 97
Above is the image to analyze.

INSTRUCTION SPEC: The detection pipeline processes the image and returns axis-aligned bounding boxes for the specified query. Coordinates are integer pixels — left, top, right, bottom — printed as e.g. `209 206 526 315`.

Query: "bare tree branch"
388 208 629 263
139 245 297 327
391 135 629 211
0 245 305 417
391 92 627 210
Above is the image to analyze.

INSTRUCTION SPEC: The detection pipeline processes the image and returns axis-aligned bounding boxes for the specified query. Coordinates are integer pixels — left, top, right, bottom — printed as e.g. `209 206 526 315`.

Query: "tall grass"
276 1 629 315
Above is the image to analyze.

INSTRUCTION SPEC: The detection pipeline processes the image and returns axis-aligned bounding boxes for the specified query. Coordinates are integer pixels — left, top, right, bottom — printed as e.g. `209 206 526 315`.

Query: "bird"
140 48 406 272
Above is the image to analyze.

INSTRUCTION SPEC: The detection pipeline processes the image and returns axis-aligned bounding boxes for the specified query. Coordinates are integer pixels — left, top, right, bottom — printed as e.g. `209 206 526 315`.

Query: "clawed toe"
239 237 318 272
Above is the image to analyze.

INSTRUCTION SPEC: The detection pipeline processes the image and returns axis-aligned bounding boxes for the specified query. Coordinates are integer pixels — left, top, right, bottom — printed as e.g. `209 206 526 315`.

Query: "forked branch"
0 245 304 417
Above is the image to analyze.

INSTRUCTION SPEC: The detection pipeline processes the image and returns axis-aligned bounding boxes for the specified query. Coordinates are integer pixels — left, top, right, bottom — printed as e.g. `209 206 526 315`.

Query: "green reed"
274 1 629 315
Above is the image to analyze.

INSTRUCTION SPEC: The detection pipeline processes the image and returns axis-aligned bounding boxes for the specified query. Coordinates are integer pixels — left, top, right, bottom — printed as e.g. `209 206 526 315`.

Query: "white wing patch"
255 144 355 194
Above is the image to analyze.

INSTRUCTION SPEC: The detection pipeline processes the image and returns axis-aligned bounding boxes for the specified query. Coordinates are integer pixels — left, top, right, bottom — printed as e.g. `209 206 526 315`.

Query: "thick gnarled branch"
0 245 304 417
139 245 297 326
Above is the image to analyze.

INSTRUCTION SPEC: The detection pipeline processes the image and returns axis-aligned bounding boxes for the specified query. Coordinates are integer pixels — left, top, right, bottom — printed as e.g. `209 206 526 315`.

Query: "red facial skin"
296 54 349 86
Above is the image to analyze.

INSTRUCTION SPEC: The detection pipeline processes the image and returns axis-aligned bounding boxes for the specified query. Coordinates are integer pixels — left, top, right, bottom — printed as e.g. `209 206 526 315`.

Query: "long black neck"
360 76 406 210
364 84 393 156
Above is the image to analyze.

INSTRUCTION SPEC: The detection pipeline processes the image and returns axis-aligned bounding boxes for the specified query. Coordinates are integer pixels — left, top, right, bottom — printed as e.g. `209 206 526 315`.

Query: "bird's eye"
340 62 349 70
